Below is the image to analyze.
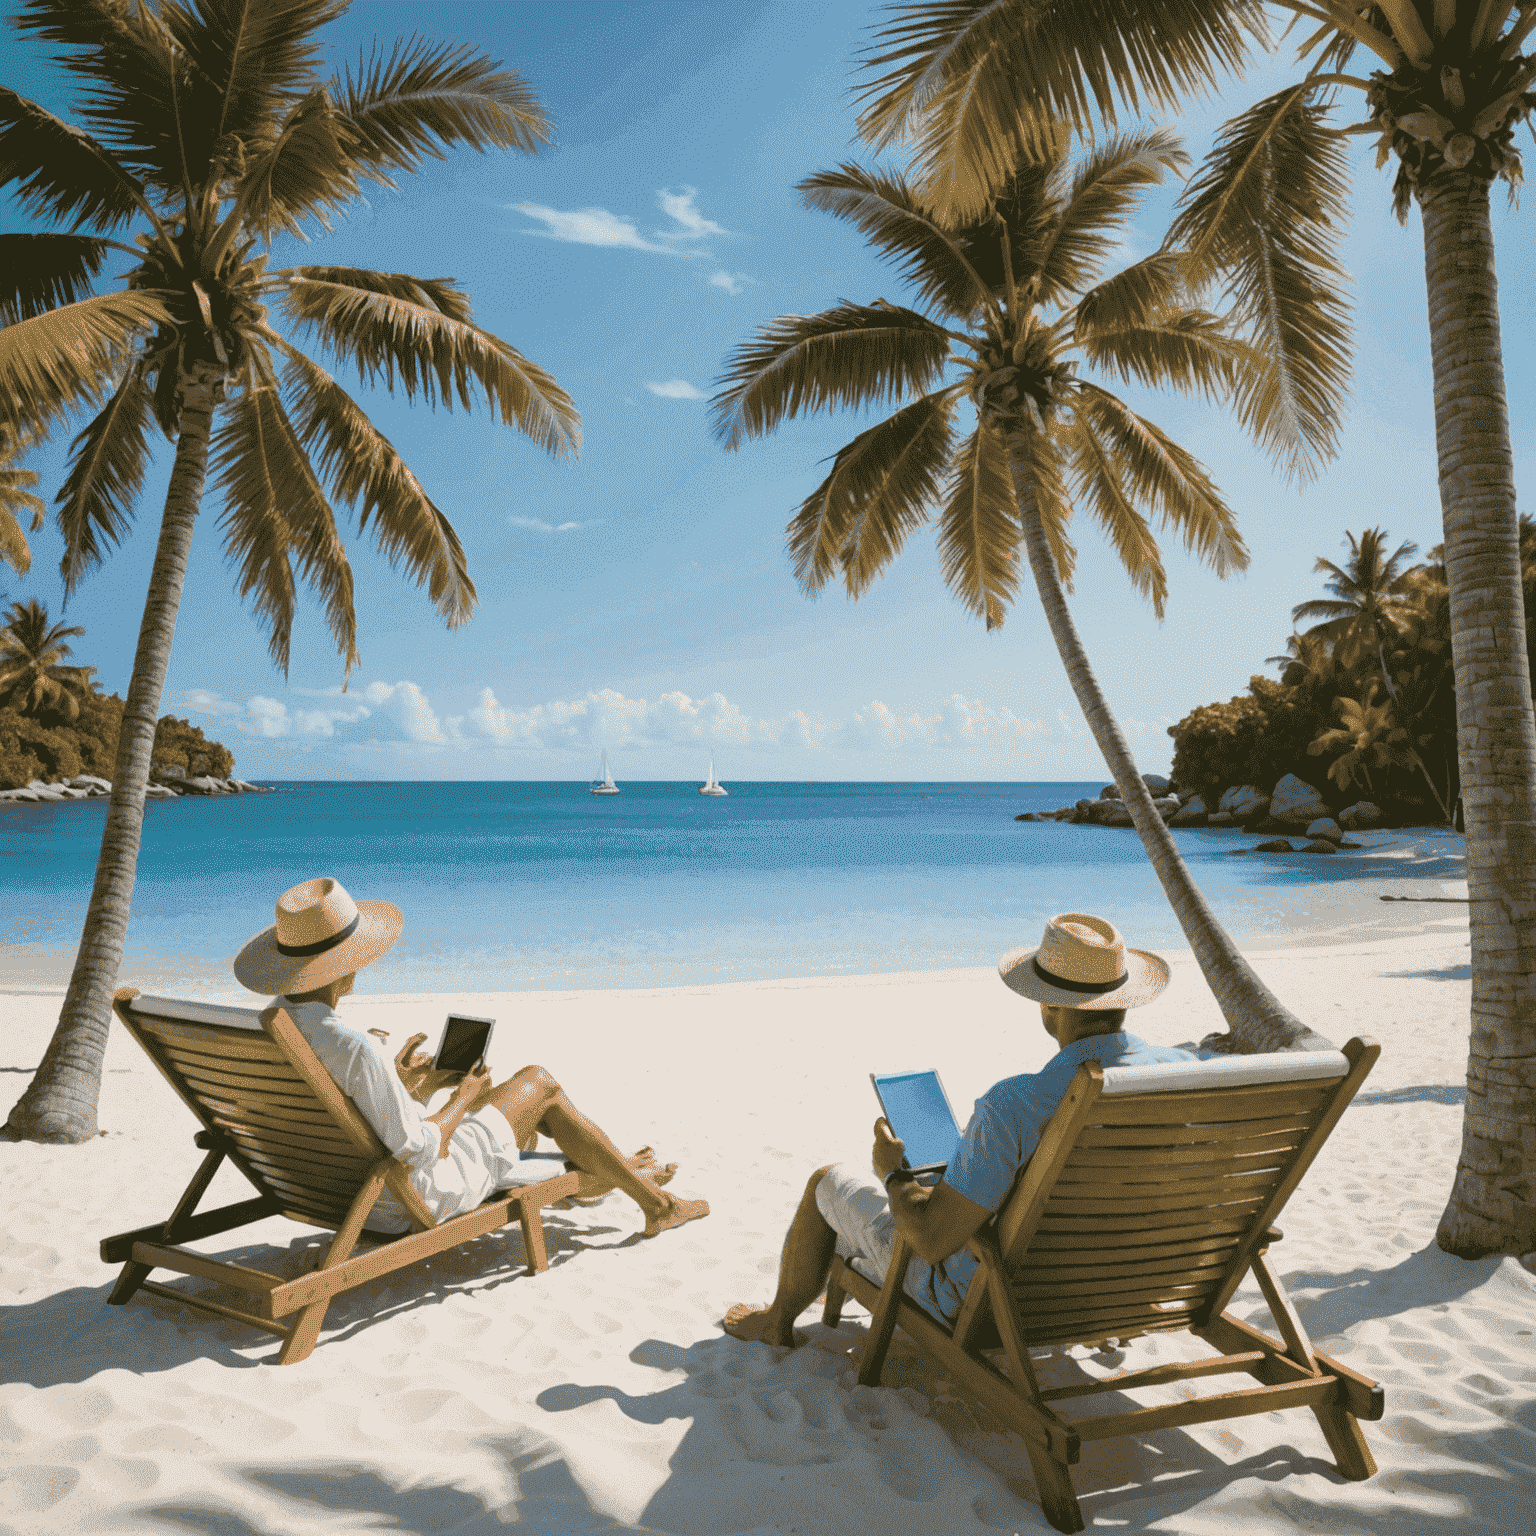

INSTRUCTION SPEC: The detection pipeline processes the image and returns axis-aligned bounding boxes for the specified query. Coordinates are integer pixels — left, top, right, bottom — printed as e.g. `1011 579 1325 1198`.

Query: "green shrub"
1168 676 1334 800
153 715 234 779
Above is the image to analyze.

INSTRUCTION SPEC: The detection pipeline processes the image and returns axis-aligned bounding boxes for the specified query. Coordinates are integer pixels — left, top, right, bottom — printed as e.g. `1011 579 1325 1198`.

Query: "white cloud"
511 188 728 260
187 682 1054 766
843 694 1044 750
646 379 704 400
510 203 672 253
656 186 726 240
509 515 591 533
709 270 752 295
360 681 446 744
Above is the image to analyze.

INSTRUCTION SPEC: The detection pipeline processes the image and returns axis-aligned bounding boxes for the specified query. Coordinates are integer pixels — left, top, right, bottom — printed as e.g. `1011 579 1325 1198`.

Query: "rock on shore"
0 775 271 805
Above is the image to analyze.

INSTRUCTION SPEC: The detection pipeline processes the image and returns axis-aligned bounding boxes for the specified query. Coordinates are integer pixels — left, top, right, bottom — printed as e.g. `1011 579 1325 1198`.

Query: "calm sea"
0 781 1466 996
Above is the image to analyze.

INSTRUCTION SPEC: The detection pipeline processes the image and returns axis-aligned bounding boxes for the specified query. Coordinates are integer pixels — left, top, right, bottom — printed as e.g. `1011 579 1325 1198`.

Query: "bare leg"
723 1166 837 1347
481 1067 707 1235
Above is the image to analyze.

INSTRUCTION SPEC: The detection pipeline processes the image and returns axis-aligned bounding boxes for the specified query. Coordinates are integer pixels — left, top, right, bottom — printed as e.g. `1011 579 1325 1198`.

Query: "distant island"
0 598 248 798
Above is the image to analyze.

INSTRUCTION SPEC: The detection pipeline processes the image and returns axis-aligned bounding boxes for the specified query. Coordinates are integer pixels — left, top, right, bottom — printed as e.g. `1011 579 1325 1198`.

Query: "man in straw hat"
236 878 708 1238
724 913 1195 1345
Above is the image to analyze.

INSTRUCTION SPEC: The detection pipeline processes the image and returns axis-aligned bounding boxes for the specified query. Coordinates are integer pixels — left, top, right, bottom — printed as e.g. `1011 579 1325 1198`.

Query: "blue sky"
5 1 1533 782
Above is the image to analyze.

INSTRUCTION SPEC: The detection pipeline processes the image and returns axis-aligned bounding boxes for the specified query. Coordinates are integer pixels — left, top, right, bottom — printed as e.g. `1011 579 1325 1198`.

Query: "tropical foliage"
713 133 1333 1053
1172 521 1536 825
1 0 576 1144
0 597 96 720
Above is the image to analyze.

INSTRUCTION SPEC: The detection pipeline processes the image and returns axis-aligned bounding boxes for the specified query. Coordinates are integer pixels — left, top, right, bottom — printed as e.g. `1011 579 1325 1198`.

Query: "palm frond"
334 36 550 184
0 234 115 324
937 417 1020 628
0 87 147 232
0 291 169 436
787 390 957 597
279 344 476 630
280 274 579 457
1034 131 1189 304
0 424 41 575
1072 251 1191 331
212 367 357 675
712 302 952 450
277 265 474 320
55 365 153 595
168 0 346 179
1063 402 1169 616
1077 304 1254 402
235 90 361 238
1168 83 1353 482
1072 382 1248 580
796 165 993 320
1292 597 1358 623
856 0 1269 222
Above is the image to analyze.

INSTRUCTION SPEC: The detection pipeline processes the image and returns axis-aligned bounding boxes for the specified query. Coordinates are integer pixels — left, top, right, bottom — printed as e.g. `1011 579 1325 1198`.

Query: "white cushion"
1099 1049 1350 1096
130 995 267 1032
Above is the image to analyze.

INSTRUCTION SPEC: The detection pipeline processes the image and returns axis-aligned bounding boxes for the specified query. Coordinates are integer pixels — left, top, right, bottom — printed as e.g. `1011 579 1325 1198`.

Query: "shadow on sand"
0 1208 622 1389
138 1446 660 1535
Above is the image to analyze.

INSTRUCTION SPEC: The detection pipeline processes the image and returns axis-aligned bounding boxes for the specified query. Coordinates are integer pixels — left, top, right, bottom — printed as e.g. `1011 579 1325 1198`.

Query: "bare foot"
722 1302 799 1347
642 1194 710 1238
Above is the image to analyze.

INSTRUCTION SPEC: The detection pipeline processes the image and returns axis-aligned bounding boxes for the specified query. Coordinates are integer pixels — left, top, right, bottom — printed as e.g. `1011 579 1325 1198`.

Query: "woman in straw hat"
236 878 708 1238
724 912 1195 1346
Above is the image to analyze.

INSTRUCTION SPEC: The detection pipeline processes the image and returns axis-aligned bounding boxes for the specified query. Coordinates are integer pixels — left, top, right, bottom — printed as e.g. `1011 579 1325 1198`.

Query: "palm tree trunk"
1415 173 1536 1259
4 368 219 1144
1008 451 1333 1054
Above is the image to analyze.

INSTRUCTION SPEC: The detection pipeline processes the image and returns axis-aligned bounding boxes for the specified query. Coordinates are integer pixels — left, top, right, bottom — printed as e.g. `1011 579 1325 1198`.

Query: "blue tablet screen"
873 1070 962 1171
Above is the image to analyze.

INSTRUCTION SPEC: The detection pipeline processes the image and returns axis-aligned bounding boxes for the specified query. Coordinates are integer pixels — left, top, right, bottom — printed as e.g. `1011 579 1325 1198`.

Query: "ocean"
0 781 1467 997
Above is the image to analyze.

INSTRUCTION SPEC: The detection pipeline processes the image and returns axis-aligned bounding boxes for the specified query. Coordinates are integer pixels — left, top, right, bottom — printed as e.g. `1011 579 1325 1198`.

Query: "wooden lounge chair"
101 987 581 1364
824 1037 1383 1533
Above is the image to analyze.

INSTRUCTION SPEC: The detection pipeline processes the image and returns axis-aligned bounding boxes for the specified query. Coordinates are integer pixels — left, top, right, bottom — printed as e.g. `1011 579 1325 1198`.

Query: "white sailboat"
590 752 619 795
698 760 728 796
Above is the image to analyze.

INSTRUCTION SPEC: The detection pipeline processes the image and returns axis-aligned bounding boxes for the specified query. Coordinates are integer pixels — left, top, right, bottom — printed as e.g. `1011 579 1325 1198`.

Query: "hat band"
1033 956 1128 995
275 913 361 959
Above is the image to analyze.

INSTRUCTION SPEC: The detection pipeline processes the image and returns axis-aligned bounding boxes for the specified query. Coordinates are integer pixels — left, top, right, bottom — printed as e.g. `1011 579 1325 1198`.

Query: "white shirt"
282 999 525 1232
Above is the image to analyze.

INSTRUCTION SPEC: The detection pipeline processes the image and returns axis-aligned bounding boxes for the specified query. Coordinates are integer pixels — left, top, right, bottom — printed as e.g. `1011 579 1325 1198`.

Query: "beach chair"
100 987 581 1364
823 1037 1383 1533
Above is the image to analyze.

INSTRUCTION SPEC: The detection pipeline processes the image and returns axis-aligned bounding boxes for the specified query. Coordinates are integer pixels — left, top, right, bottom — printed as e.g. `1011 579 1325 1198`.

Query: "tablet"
870 1069 963 1176
434 1013 495 1074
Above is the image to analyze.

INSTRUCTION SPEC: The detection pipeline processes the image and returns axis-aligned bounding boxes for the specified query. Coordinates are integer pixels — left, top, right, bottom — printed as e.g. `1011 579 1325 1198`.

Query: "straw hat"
998 912 1169 1009
234 877 402 995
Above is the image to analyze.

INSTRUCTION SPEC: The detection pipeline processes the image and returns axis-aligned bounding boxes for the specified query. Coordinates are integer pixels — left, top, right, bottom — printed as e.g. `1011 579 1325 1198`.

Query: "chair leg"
277 1300 330 1365
858 1237 912 1387
1312 1402 1377 1480
1023 1441 1085 1535
518 1202 550 1274
108 1259 153 1306
822 1262 847 1328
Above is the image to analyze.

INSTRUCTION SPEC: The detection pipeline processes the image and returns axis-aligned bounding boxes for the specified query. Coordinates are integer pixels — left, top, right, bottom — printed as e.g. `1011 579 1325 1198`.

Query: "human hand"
457 1059 493 1109
394 1033 457 1103
872 1117 906 1183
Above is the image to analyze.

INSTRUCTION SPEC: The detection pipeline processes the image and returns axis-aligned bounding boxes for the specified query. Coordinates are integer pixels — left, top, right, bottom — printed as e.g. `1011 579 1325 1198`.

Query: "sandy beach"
2 901 1532 1534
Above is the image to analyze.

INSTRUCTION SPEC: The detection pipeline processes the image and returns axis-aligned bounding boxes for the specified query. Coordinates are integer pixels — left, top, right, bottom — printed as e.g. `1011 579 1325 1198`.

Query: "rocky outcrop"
1255 838 1295 852
1338 801 1382 830
1270 774 1331 826
1171 795 1209 827
1303 838 1339 854
1305 817 1343 845
0 775 272 805
1218 784 1270 820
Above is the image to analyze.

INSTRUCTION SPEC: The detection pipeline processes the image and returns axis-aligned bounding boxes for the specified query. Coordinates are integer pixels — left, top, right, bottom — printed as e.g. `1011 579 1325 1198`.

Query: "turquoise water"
0 781 1466 995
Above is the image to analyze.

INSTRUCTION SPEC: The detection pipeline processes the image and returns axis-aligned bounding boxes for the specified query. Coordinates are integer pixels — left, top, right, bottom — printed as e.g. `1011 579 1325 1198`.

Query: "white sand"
3 914 1533 1533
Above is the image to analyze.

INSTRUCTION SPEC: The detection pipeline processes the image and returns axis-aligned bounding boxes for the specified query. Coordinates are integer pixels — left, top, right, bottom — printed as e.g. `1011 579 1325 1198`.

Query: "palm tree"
1 1 578 1144
712 134 1333 1055
1292 527 1421 674
0 423 43 580
854 0 1536 1262
0 597 98 721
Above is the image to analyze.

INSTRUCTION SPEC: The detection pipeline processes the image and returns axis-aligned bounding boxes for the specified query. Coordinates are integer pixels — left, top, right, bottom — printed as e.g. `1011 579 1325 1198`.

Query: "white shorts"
815 1162 949 1322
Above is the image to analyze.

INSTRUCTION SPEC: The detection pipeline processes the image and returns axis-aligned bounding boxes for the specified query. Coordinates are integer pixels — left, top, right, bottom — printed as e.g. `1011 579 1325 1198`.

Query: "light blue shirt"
921 1032 1198 1321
